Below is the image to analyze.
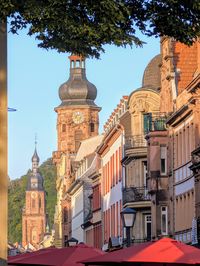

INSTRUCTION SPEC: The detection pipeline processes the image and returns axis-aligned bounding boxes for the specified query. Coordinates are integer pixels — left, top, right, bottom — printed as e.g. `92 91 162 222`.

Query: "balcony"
123 186 151 206
144 113 168 134
147 170 168 194
125 135 147 149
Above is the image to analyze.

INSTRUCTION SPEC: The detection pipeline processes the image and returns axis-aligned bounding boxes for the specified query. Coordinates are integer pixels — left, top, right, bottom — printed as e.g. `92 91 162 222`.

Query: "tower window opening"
39 197 41 209
62 124 66 132
75 130 83 152
90 122 95 132
76 60 81 68
32 199 35 208
71 60 75 68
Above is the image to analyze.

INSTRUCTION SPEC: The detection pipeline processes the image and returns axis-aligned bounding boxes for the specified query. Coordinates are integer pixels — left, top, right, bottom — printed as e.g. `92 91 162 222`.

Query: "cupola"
58 55 97 107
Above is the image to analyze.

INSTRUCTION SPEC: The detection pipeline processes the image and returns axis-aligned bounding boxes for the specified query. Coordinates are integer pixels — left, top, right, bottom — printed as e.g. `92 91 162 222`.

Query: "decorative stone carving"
190 147 200 175
128 89 160 115
192 154 200 165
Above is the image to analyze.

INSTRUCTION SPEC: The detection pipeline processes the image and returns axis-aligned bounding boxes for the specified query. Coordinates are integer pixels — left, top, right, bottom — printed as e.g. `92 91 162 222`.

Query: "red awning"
8 243 104 266
82 238 200 265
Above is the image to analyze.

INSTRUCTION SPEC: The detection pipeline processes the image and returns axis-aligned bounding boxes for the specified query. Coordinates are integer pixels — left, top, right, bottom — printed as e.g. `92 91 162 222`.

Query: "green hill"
8 158 57 243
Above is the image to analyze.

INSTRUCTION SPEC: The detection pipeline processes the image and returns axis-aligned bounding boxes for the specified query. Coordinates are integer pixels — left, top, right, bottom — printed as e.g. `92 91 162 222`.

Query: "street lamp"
66 237 78 247
121 207 136 247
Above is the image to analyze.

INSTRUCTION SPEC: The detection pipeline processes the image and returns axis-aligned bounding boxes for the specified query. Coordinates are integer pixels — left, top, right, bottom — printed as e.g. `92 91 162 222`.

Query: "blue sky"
8 28 160 180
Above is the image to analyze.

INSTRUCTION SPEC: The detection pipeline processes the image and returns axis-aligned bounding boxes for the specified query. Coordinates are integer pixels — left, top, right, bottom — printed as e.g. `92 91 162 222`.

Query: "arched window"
76 60 80 67
32 228 37 242
39 196 42 209
63 208 68 223
90 122 95 133
32 199 35 208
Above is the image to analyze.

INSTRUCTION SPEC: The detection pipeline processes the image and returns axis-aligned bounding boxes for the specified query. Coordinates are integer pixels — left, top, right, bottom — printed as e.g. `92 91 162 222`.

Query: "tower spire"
35 133 37 150
32 135 39 173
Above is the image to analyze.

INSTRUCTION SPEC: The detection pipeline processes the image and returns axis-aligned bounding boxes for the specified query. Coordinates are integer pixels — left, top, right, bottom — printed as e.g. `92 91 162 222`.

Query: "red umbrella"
8 247 56 264
82 238 200 265
8 243 104 266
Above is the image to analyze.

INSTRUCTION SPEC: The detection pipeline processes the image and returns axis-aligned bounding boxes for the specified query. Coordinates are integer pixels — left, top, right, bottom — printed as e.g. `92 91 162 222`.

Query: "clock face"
31 192 37 199
72 111 84 124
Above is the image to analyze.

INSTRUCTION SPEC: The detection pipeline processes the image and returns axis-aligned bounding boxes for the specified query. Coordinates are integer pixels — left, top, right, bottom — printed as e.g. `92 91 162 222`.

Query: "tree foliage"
8 158 56 244
0 0 200 58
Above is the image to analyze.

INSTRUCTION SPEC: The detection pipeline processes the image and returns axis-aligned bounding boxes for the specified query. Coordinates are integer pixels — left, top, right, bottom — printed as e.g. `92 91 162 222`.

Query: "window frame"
160 146 167 176
161 206 168 235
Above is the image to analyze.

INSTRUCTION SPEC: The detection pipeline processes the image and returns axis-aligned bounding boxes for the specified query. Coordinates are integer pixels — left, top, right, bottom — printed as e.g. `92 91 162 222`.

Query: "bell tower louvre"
53 55 101 246
22 146 46 249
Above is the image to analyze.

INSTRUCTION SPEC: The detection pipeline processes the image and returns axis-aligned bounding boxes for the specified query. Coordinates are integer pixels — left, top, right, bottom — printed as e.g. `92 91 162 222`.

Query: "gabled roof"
75 135 104 162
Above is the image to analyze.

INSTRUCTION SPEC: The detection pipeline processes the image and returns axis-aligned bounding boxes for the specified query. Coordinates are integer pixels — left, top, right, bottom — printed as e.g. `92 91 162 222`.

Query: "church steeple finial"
35 133 37 149
32 135 40 173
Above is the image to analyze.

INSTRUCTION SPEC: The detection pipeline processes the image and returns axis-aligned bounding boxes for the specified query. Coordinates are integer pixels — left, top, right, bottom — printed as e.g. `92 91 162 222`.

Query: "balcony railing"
123 186 151 204
144 113 168 134
125 135 147 149
123 238 150 245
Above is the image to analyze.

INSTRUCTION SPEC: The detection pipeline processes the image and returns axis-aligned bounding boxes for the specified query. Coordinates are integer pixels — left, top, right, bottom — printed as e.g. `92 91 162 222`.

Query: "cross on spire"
35 133 37 149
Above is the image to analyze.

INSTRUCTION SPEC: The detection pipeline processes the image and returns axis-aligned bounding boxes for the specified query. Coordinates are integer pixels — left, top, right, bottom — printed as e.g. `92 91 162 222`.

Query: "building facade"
97 97 128 250
52 41 199 248
53 55 101 246
67 135 103 244
121 55 162 243
147 38 200 243
166 41 200 243
22 148 46 249
84 152 102 249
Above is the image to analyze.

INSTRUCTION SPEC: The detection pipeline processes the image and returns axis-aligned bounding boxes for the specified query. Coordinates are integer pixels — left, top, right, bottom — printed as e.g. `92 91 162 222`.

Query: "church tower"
55 55 101 154
53 55 101 246
22 147 46 249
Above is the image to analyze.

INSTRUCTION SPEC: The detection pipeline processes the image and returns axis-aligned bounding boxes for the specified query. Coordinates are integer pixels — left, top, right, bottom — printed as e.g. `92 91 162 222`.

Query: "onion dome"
58 55 97 107
142 54 162 90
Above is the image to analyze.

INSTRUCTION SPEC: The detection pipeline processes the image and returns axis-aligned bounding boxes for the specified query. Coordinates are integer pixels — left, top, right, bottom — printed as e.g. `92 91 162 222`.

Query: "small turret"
32 148 39 174
27 140 44 191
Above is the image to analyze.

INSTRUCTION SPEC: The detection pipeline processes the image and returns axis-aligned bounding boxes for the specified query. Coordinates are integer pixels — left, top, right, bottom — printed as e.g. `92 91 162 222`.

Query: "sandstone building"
67 135 103 247
52 40 200 248
22 148 46 249
97 97 127 250
121 54 162 243
53 55 101 246
147 39 200 243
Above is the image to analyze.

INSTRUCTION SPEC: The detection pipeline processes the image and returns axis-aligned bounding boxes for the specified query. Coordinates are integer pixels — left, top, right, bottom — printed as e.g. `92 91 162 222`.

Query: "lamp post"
66 237 78 247
121 208 136 247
